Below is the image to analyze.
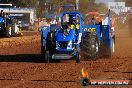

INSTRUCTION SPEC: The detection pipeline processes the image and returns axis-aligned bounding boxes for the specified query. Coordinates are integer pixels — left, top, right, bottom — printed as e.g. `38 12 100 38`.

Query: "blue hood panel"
56 29 75 41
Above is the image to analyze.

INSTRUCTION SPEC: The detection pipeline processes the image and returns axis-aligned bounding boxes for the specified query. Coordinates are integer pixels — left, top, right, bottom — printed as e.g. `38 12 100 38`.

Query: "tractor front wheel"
75 52 80 63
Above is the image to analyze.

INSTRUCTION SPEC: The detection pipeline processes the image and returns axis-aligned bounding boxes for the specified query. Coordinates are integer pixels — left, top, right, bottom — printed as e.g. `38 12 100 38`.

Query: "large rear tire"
45 51 50 63
41 35 45 54
82 32 99 60
45 32 55 63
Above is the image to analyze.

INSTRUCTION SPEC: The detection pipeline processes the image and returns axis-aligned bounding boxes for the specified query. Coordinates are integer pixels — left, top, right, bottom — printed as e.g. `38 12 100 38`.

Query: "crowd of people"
32 17 60 31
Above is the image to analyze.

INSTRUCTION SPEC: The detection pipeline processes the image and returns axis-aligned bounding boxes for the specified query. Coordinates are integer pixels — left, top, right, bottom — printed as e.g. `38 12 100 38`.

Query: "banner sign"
108 2 125 14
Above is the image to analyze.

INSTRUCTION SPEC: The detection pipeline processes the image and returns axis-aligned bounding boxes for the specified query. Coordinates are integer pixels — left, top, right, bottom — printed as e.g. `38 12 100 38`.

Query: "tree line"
0 0 108 17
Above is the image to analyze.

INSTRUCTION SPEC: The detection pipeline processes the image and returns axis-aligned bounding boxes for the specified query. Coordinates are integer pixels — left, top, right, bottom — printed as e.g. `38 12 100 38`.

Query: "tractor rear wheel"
82 32 99 60
41 35 45 54
41 34 47 63
45 51 50 63
45 32 55 63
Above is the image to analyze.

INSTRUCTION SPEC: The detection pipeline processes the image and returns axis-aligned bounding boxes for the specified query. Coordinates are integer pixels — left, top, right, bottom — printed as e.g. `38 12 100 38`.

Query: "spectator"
30 19 34 30
50 18 57 24
42 18 49 26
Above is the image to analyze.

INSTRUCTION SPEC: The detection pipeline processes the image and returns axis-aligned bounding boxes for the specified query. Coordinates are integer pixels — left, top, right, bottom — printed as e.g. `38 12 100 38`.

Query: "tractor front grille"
59 41 68 49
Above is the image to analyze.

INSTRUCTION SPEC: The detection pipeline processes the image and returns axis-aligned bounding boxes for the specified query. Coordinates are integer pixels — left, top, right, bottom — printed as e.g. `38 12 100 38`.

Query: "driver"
68 15 82 44
68 16 79 30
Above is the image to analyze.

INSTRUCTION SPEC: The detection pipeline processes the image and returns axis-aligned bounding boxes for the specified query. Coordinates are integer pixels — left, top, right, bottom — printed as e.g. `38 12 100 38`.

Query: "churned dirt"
0 30 131 88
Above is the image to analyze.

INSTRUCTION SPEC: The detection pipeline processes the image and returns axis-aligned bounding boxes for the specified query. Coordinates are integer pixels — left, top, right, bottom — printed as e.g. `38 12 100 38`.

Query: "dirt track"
0 31 131 88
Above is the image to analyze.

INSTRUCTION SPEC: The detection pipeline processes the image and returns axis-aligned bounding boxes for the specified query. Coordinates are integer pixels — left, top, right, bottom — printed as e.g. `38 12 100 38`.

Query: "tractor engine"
56 28 75 52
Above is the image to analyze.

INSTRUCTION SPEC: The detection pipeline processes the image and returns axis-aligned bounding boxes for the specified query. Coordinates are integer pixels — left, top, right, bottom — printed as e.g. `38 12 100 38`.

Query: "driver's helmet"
69 15 76 24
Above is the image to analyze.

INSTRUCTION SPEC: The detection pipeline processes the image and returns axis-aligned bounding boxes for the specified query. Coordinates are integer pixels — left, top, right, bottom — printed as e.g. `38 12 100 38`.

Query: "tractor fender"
41 26 50 47
82 25 100 43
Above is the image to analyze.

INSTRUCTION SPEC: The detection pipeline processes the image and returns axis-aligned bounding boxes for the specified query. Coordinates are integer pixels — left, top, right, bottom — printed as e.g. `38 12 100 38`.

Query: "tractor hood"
56 29 75 51
56 29 75 41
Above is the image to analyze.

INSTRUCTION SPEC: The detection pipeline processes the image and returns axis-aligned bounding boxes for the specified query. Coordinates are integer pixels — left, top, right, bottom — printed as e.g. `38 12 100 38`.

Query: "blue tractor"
41 12 83 63
41 10 115 63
